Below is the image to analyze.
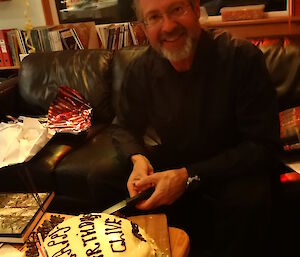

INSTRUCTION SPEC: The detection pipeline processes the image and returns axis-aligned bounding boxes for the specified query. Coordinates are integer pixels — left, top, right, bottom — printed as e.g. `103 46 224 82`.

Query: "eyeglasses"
143 3 191 28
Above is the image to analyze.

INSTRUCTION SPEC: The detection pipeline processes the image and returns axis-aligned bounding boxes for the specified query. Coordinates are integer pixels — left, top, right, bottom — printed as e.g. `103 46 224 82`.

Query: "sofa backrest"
18 49 115 123
257 38 300 112
111 46 149 112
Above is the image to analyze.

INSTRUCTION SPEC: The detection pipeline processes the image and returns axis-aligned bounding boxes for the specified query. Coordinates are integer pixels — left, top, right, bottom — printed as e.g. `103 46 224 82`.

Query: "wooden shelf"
0 66 20 70
203 16 300 38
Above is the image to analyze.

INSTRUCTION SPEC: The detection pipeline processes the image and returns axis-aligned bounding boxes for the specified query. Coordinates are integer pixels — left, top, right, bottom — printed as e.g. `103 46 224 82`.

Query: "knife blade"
102 187 155 214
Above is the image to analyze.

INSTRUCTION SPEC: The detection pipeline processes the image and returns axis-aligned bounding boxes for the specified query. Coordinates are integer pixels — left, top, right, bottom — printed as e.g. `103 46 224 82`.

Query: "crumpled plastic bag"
47 85 92 134
0 117 55 168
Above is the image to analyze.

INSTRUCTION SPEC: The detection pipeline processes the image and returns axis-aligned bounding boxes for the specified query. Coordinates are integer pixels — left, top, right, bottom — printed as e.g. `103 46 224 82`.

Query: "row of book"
0 21 147 68
0 26 84 67
96 22 147 50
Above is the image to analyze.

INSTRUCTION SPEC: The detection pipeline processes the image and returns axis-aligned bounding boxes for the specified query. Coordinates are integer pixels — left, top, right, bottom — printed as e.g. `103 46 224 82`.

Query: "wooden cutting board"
128 214 171 257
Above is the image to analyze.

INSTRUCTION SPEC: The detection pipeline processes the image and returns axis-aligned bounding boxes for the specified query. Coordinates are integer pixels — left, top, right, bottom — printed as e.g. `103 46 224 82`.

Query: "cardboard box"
220 4 265 22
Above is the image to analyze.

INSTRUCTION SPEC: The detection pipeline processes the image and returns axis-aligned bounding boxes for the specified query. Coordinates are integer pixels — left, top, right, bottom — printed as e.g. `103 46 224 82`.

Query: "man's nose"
160 15 178 32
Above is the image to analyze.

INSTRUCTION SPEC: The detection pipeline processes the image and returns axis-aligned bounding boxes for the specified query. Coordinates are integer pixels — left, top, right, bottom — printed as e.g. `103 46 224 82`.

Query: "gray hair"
132 0 197 21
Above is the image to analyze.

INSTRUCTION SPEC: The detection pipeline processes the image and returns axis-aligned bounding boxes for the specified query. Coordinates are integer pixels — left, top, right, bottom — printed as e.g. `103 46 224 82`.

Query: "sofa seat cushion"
53 126 131 211
0 135 85 193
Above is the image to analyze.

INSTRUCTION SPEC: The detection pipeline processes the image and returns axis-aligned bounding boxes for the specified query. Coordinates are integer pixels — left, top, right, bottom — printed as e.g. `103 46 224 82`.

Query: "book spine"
0 29 13 67
16 29 27 54
71 28 84 49
6 30 20 66
128 22 138 46
0 46 4 67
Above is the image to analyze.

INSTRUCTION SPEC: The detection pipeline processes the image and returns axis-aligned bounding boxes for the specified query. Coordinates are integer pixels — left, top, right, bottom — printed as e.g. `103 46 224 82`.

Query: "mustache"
159 25 186 42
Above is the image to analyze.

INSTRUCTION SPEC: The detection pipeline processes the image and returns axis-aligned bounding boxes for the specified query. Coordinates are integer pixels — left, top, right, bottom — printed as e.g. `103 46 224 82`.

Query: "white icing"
44 213 158 257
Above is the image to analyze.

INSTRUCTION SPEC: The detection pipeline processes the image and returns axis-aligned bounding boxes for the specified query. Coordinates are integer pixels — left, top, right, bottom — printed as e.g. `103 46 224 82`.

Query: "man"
113 0 281 256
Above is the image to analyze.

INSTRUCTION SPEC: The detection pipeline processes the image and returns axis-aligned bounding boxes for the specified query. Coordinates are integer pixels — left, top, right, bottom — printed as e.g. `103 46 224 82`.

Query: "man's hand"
127 154 154 197
132 167 189 210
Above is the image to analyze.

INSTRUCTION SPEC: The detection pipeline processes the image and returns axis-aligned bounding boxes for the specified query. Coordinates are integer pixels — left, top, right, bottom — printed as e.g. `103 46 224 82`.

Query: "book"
15 29 28 55
59 28 83 50
70 28 84 49
30 29 43 53
48 30 63 51
0 192 54 243
0 46 4 67
6 29 21 66
0 29 13 67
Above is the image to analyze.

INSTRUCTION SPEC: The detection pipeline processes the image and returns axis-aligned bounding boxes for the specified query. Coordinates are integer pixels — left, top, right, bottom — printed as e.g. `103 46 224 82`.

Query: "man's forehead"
139 0 190 13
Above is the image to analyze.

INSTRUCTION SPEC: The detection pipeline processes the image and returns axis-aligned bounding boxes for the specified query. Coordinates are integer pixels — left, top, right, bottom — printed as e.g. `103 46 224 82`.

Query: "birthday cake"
43 213 159 257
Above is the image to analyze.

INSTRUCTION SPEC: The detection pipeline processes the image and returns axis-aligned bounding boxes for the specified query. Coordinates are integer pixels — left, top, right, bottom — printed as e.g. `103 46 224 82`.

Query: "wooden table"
17 212 190 257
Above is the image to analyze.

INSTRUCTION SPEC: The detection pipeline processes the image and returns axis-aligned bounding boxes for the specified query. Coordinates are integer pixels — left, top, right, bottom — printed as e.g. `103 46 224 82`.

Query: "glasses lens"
144 3 190 27
144 13 162 26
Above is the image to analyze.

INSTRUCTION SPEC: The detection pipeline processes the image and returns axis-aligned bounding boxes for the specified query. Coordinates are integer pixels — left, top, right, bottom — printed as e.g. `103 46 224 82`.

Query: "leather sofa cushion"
53 126 130 209
18 49 115 123
111 46 149 111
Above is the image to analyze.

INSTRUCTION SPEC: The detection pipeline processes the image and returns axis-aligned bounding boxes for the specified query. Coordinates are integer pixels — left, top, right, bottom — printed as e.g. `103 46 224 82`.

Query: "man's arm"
186 45 281 184
111 59 149 161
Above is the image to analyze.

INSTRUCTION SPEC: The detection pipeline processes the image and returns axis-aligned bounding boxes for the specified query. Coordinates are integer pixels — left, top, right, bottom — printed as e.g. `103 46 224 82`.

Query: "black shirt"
116 29 281 180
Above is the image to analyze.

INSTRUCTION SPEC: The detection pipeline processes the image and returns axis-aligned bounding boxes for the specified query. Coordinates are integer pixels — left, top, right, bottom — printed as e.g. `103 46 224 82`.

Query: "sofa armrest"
0 77 19 120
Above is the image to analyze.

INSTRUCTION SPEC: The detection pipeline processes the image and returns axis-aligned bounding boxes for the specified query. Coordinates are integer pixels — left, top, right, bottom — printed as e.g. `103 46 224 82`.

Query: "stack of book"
0 21 147 68
96 22 147 50
0 22 96 68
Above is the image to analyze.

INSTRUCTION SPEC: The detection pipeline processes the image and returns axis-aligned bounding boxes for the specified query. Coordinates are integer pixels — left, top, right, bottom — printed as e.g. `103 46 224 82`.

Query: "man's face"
139 0 201 62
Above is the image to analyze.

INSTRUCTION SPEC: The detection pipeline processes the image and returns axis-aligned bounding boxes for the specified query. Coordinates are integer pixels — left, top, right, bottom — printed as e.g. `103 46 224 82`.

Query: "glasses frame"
142 3 192 28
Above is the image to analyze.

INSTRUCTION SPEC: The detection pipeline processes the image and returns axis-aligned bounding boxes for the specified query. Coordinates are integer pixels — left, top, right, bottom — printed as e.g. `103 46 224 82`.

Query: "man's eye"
147 14 161 23
171 6 184 16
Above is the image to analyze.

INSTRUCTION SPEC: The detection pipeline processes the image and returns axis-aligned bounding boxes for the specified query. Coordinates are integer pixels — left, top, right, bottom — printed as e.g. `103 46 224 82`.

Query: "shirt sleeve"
186 45 282 183
111 60 149 161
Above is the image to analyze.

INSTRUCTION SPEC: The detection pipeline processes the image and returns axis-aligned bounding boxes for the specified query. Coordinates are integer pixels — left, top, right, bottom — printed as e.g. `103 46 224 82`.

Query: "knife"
102 187 155 214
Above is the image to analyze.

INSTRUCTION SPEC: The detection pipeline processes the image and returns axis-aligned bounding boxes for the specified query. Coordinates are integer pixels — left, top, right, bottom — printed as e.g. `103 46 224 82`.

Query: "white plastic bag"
0 117 55 168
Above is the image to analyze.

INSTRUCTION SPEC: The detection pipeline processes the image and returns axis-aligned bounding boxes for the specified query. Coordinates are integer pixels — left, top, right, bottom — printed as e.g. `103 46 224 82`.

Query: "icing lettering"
46 225 76 257
78 215 104 254
80 214 101 222
79 221 94 229
50 243 76 257
49 226 71 240
131 221 147 242
81 236 97 247
47 240 69 247
104 217 126 252
109 233 126 252
104 218 122 234
86 242 103 257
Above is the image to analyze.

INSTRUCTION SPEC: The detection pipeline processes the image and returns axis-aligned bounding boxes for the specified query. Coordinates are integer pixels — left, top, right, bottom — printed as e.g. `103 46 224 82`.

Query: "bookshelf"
204 16 300 38
0 66 19 70
200 0 299 39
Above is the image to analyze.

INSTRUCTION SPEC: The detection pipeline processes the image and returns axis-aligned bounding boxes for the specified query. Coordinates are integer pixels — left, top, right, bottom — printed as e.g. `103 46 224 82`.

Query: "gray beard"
160 36 194 62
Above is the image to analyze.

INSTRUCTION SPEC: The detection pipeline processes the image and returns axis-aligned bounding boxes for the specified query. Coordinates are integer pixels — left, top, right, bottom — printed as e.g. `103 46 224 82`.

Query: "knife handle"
126 187 155 207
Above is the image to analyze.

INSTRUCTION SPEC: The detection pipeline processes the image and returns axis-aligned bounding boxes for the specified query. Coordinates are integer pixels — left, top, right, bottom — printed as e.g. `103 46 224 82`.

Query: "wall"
0 0 45 30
